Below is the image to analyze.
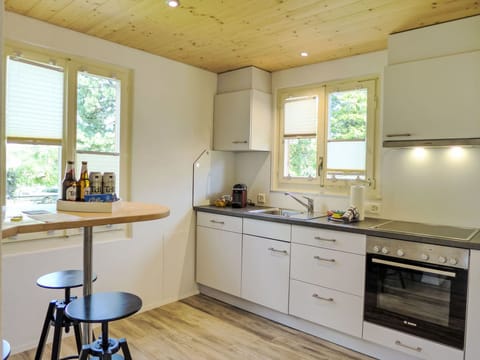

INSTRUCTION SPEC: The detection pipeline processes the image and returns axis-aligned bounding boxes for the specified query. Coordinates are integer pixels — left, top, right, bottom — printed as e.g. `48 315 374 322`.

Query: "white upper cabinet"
213 89 271 151
383 50 480 145
214 66 272 151
383 15 480 147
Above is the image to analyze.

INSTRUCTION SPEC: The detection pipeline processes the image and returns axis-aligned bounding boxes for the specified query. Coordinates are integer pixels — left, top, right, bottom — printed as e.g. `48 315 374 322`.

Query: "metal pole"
82 226 93 345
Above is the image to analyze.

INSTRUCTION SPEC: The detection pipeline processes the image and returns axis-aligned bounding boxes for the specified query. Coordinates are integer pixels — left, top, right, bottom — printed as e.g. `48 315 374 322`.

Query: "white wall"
1 12 216 353
236 43 480 228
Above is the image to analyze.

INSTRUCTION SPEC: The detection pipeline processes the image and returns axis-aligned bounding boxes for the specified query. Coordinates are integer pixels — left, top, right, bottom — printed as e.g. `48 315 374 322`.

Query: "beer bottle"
77 161 91 201
62 160 77 201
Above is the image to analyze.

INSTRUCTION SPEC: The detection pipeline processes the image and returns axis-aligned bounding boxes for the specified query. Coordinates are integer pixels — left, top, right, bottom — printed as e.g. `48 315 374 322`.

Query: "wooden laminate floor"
10 294 374 359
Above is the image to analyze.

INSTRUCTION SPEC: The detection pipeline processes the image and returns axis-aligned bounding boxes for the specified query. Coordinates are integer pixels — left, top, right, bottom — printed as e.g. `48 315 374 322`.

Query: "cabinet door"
383 51 480 142
196 226 242 296
213 89 271 151
241 235 290 313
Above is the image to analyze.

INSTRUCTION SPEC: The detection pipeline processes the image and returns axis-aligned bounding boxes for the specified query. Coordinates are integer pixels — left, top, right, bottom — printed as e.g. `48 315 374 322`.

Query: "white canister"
102 172 116 194
89 172 103 194
350 185 366 221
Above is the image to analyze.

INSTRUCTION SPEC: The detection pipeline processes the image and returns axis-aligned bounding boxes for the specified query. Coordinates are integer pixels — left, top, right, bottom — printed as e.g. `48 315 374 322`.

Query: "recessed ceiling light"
300 52 309 57
167 0 180 7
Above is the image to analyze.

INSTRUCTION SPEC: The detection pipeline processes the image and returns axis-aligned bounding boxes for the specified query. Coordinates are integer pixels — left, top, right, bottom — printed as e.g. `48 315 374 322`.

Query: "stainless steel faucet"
284 192 314 214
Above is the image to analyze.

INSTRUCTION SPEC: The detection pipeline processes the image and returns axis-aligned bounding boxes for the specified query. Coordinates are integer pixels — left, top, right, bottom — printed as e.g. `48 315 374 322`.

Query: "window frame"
1 42 132 242
272 76 378 195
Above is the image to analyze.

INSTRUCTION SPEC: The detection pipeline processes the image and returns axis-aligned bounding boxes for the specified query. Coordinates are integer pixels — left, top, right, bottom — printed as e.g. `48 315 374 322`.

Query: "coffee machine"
232 184 247 208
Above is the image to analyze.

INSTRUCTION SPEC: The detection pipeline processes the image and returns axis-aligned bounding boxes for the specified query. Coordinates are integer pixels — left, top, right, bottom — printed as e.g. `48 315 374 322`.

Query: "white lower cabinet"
289 225 365 336
241 234 290 313
196 225 242 297
363 322 464 360
290 279 363 337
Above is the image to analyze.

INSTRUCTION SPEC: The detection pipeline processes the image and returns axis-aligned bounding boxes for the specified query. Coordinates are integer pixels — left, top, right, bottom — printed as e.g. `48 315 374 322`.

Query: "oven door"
365 253 467 349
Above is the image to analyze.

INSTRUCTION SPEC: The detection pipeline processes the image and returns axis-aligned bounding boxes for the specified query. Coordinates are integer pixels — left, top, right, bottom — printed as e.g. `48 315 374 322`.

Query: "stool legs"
35 300 56 360
51 303 65 360
119 338 132 360
73 322 82 354
35 299 83 360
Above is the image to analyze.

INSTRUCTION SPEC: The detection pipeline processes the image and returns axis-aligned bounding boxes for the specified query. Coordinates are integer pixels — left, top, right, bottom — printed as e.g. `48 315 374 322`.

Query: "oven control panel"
367 236 469 269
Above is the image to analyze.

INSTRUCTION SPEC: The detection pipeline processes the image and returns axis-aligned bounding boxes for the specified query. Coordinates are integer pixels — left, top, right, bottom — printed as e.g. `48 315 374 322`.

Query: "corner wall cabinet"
383 50 480 145
213 89 271 151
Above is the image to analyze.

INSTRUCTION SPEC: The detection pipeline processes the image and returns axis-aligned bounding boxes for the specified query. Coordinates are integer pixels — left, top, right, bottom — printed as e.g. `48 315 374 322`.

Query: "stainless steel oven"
364 235 469 349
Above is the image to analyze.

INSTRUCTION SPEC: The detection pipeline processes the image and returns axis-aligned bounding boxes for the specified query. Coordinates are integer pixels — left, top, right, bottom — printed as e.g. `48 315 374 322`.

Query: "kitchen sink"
248 207 325 220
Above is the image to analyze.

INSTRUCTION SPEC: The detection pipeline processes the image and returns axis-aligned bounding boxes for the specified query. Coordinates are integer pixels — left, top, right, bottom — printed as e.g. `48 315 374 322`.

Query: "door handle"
210 220 225 225
312 293 334 302
268 247 288 255
314 255 335 263
314 236 336 242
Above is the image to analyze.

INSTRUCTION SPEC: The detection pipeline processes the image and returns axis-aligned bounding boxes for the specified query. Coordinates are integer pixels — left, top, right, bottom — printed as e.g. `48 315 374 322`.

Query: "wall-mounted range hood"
383 137 480 148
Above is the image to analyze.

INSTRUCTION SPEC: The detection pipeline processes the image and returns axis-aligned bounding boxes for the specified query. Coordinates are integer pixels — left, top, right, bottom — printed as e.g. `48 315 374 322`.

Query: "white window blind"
284 96 317 136
6 56 64 140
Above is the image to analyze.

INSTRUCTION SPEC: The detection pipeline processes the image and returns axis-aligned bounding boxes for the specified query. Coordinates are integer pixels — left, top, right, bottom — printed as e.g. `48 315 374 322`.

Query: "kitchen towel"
350 185 366 221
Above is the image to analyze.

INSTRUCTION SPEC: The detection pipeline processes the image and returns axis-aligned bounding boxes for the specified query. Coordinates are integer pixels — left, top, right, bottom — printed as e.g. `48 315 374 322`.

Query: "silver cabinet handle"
232 140 248 144
386 133 412 137
210 220 225 224
394 340 422 352
312 293 334 302
314 255 335 262
314 236 336 242
268 247 288 255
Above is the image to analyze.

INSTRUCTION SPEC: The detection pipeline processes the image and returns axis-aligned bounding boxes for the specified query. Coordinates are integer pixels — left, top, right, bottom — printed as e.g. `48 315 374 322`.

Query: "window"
1 44 131 239
274 78 377 193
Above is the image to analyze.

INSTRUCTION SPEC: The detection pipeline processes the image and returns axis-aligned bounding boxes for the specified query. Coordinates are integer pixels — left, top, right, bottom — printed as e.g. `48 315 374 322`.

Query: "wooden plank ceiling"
4 0 480 73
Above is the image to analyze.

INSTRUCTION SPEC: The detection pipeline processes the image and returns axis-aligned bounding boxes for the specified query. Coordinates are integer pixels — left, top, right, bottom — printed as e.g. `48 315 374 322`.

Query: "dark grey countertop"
194 205 480 250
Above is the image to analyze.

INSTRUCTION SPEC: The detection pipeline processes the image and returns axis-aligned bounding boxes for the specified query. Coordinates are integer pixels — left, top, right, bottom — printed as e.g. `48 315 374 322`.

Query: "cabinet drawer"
244 218 291 242
197 212 242 233
290 243 365 296
289 279 363 338
292 225 365 254
363 322 464 360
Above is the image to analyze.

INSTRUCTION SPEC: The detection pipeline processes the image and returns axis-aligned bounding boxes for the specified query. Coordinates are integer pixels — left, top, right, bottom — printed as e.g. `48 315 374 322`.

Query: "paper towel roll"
350 185 366 221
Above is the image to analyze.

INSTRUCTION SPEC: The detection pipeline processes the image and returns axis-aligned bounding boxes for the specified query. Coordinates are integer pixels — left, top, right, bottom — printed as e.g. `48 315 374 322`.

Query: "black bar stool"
65 292 142 360
35 270 97 360
2 339 11 360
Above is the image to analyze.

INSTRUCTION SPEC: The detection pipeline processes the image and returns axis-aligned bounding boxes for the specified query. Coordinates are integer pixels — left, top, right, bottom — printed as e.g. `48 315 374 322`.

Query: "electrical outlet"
257 193 266 204
366 202 381 214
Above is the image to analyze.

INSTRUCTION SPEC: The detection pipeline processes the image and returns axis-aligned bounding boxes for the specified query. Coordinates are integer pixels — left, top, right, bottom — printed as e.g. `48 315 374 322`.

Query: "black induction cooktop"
370 220 479 241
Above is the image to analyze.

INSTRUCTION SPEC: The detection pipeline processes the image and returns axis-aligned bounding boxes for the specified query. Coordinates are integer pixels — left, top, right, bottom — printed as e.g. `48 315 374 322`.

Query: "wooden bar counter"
1 201 170 344
1 201 170 238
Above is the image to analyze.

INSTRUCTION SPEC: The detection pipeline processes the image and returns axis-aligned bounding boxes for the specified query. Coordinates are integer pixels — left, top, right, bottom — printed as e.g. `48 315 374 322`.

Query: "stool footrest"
79 337 132 360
